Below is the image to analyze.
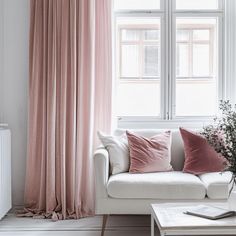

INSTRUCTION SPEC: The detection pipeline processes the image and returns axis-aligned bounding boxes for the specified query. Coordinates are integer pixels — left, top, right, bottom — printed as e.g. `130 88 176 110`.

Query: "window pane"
114 0 160 10
175 80 217 116
193 30 210 41
122 30 139 41
117 17 159 27
116 17 161 116
117 81 160 116
144 30 160 41
176 0 218 10
193 44 210 76
176 44 189 77
175 18 218 116
177 30 189 41
121 45 139 77
144 46 159 77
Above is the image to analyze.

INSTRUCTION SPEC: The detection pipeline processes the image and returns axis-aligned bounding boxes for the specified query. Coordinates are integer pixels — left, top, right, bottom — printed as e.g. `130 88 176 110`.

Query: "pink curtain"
22 0 112 220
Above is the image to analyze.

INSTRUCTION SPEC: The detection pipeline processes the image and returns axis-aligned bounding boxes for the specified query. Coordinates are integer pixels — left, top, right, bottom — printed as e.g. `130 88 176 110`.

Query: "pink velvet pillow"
180 127 227 175
126 131 173 173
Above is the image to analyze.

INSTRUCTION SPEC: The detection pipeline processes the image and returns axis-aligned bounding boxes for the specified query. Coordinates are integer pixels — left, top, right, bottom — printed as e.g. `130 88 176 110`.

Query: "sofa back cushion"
114 129 185 171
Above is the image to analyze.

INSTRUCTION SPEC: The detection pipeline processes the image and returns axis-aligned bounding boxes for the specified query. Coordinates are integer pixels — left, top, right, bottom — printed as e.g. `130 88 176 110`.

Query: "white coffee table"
151 203 236 236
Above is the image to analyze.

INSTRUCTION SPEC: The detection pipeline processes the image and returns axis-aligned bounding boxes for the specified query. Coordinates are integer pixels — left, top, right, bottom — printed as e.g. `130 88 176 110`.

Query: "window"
175 18 219 116
116 17 161 116
114 0 160 10
175 0 219 10
114 0 224 125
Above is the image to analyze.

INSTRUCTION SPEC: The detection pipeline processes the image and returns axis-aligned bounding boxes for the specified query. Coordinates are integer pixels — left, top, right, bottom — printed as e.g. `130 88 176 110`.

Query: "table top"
151 203 236 231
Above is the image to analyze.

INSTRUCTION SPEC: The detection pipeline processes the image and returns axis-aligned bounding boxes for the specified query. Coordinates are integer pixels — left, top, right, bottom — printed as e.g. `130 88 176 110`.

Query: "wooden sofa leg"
101 214 108 236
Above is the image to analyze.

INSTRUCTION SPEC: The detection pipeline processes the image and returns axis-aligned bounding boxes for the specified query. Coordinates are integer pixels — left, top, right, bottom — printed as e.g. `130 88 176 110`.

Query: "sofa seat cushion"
107 171 206 199
198 171 232 199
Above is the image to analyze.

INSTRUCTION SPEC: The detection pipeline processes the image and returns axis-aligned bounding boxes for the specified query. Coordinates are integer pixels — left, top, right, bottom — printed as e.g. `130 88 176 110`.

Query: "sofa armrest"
94 147 109 198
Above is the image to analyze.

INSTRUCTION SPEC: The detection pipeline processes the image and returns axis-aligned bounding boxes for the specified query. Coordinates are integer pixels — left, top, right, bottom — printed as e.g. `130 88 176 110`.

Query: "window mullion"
160 0 169 120
139 31 143 80
168 0 175 120
209 28 214 76
119 28 122 79
189 30 193 77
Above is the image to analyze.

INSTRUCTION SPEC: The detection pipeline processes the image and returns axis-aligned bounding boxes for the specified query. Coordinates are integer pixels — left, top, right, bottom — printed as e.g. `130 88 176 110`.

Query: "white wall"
0 0 4 122
0 0 29 206
225 0 236 104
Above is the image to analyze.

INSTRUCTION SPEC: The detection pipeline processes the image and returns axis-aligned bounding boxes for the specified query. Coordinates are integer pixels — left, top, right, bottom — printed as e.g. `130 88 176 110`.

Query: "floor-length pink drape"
23 0 112 219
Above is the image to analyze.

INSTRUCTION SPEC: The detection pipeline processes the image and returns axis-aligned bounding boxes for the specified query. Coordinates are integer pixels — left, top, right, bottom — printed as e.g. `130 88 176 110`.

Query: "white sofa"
0 128 11 220
94 129 232 234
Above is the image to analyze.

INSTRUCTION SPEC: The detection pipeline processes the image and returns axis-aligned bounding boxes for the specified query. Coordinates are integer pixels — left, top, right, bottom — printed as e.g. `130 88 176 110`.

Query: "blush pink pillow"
126 131 173 173
180 127 227 175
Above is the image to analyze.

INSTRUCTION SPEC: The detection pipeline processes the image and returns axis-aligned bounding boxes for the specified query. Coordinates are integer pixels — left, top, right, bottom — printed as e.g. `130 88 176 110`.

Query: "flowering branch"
201 100 236 175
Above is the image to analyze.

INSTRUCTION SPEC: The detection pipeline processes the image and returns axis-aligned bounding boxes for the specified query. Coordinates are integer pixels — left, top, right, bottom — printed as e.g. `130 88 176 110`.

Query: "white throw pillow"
97 131 129 175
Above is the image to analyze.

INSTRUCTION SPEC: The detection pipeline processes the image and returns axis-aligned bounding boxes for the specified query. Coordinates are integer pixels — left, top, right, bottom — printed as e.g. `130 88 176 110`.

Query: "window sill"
117 117 214 129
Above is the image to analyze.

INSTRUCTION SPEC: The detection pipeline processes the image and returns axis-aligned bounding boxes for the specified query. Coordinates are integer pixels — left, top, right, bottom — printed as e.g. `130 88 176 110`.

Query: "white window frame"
113 0 225 129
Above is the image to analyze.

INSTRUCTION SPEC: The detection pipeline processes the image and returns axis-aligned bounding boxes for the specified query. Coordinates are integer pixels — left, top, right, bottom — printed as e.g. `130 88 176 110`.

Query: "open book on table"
184 205 236 220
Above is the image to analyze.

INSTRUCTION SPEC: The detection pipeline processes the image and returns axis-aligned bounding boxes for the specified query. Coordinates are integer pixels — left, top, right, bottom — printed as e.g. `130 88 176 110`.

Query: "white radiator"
0 128 11 220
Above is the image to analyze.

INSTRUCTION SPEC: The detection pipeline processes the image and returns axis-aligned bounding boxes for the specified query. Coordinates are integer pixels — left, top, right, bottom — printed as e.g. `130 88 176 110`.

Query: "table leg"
151 215 154 236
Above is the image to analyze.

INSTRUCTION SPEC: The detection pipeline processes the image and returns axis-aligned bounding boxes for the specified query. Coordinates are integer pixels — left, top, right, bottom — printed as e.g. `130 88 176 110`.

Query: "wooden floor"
0 214 153 236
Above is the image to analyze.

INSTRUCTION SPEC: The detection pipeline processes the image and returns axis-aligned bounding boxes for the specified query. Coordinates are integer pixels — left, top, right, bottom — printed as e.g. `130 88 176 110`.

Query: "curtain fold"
22 0 112 220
